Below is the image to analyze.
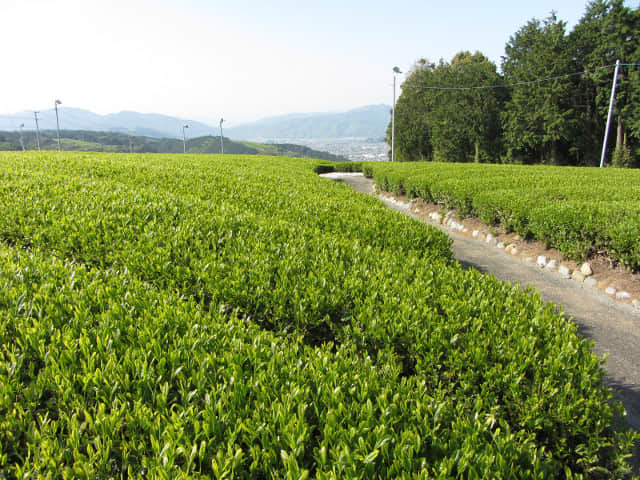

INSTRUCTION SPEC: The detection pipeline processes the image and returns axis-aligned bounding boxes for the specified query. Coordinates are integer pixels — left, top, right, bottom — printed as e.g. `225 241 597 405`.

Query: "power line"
402 63 640 91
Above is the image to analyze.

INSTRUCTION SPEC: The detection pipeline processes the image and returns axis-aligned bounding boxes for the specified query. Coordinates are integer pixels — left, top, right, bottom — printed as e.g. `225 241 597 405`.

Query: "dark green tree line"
389 0 640 167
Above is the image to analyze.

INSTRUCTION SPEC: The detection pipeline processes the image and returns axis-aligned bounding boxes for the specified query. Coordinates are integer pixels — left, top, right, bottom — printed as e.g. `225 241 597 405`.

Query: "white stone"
572 271 586 282
580 263 593 276
545 260 558 270
446 210 455 218
605 286 617 296
632 300 640 310
510 248 519 256
558 265 572 276
472 230 480 238
513 235 522 242
433 213 442 223
462 228 469 233
497 242 506 249
536 256 548 268
584 278 598 288
616 291 632 300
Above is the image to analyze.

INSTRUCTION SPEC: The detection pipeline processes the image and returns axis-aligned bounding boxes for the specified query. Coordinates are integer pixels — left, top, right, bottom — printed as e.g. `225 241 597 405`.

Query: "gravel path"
322 172 640 468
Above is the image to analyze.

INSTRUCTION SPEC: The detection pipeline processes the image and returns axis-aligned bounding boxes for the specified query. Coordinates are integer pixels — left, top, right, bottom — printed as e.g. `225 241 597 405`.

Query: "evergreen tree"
571 0 640 166
428 52 504 163
385 59 435 162
501 14 578 165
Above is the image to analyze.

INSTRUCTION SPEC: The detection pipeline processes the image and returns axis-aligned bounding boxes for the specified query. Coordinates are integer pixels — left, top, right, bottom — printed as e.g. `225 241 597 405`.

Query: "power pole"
33 111 41 151
600 59 621 168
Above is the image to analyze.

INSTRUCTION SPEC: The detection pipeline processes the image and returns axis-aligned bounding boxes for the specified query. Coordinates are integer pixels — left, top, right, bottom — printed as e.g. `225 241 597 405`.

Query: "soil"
321 171 640 469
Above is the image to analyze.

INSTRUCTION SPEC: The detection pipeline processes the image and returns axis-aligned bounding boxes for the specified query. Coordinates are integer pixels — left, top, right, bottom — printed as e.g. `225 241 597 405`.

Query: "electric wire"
402 63 640 91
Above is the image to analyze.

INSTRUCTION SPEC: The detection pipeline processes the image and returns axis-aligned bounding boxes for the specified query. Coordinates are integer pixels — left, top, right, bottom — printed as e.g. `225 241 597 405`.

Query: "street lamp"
182 124 189 153
34 111 41 151
18 124 26 151
391 67 402 162
54 99 62 151
219 118 224 155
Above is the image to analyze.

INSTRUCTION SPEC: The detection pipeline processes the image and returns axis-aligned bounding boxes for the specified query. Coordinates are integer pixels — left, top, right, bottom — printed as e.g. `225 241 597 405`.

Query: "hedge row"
0 152 636 478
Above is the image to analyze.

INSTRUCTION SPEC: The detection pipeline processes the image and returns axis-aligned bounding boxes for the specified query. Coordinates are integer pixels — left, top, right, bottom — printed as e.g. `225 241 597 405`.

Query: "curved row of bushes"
0 152 636 477
363 162 640 271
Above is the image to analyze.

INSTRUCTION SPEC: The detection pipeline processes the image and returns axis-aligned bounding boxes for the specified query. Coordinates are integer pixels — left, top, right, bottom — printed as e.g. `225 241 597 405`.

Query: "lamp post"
54 99 62 151
219 118 224 155
18 124 26 151
391 66 402 162
182 124 189 153
34 111 41 151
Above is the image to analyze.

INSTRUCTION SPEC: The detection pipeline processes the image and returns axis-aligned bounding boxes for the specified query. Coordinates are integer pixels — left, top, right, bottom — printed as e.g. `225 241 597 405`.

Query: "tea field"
0 152 637 478
362 162 640 272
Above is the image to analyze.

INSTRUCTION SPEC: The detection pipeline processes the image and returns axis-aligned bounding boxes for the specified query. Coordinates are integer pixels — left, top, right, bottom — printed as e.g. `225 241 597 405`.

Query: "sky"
0 0 614 126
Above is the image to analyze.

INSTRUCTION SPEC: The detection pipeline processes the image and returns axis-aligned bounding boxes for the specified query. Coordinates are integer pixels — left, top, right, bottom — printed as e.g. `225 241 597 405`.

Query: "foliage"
364 160 640 271
388 1 640 167
501 14 577 165
0 152 637 478
0 130 343 160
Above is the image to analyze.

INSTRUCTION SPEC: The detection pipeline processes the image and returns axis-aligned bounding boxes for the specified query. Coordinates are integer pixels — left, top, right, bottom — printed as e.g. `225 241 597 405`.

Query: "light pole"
219 118 224 155
34 111 41 151
391 66 402 162
54 99 62 151
18 124 26 151
182 124 189 153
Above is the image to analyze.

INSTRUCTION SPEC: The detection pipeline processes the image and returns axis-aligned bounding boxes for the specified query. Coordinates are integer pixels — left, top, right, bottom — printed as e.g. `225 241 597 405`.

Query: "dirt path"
322 172 640 468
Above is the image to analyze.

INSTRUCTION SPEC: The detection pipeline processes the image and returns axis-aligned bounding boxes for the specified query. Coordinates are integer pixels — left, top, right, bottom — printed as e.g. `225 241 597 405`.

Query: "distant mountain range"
0 108 213 139
0 105 391 141
225 105 391 141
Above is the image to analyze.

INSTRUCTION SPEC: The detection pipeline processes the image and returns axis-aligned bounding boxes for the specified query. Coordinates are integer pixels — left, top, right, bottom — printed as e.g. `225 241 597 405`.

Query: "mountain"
0 104 391 141
225 104 391 141
0 108 215 139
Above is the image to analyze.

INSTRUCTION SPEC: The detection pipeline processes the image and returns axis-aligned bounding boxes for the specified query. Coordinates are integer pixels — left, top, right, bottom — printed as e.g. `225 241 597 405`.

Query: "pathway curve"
322 172 640 469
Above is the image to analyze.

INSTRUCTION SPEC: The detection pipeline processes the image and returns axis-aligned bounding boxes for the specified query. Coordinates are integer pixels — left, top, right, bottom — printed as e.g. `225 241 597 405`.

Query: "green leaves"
367 160 640 270
0 152 636 477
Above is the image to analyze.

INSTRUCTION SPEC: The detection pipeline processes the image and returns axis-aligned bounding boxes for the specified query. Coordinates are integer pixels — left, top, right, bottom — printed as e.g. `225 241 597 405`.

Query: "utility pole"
33 111 41 151
18 124 26 151
600 59 621 168
128 135 133 153
219 118 224 155
54 99 62 151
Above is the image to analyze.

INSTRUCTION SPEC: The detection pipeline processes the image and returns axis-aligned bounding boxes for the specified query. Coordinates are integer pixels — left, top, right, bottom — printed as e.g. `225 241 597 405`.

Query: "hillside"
0 130 345 161
0 151 635 477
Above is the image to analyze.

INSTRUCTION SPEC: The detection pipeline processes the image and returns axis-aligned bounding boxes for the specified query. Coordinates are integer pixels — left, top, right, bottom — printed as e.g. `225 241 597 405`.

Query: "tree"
428 52 504 163
385 59 435 162
501 14 578 164
387 53 503 163
571 0 640 166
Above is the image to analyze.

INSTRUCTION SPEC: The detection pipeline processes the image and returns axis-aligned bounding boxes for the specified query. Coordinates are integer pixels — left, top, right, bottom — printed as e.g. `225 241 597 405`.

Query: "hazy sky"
1 0 605 125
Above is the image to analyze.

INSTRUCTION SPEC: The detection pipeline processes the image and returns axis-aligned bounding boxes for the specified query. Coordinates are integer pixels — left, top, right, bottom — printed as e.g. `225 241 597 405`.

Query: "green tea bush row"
363 162 640 270
0 152 637 478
